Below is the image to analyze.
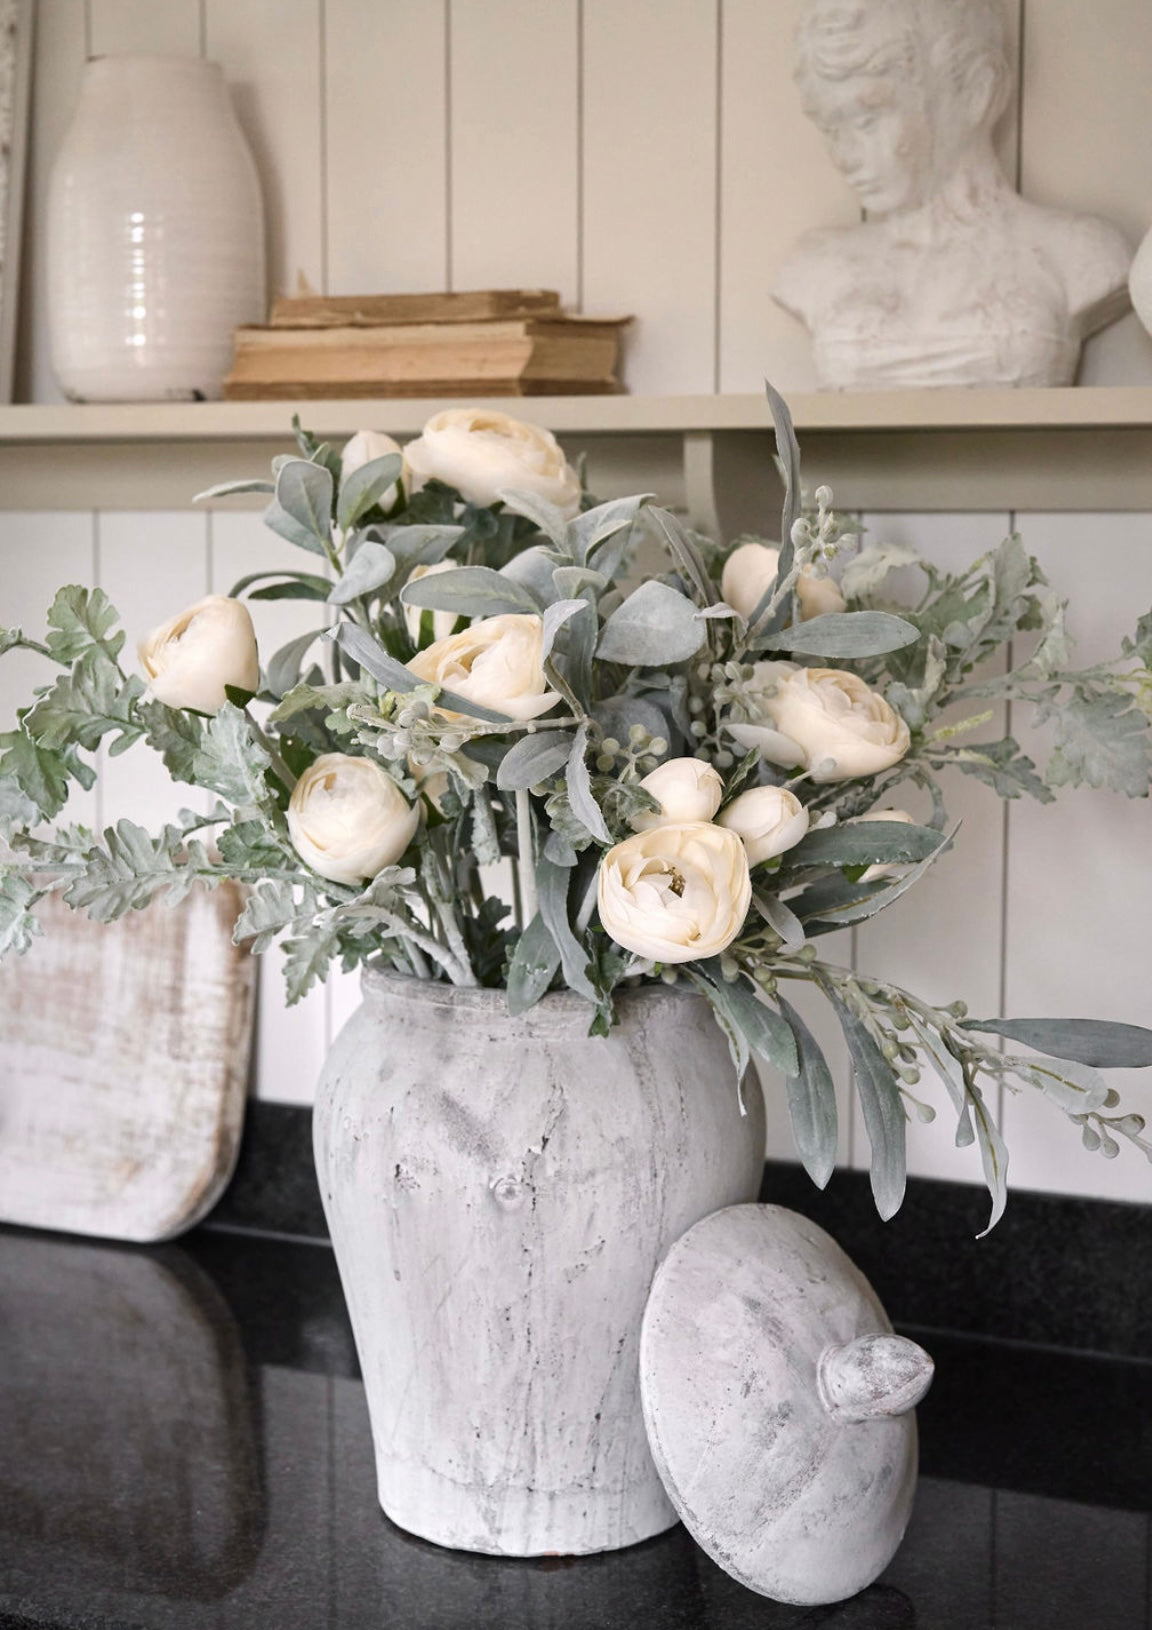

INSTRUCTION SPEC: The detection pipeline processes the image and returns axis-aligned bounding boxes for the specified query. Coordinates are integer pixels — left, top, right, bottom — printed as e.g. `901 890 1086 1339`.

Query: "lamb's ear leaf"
823 981 907 1221
960 1016 1152 1069
596 580 706 666
506 912 562 1016
767 610 920 659
776 993 839 1190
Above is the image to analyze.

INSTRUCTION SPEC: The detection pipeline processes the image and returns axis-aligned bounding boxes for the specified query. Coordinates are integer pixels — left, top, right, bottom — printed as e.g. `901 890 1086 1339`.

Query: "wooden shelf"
1 388 1151 518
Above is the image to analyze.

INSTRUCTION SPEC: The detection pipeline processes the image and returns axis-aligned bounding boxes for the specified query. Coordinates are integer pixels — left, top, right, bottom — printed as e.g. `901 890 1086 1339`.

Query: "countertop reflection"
0 1223 1148 1630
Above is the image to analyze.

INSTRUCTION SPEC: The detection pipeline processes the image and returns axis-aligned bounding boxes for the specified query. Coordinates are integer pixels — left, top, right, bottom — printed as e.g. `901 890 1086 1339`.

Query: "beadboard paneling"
204 0 325 303
1020 0 1152 387
1001 512 1152 1203
324 0 448 296
581 0 718 392
449 0 579 305
718 0 861 395
87 0 203 57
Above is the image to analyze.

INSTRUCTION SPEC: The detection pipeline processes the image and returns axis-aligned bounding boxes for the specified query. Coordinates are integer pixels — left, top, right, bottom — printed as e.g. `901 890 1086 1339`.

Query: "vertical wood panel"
449 0 579 303
96 511 210 830
205 0 324 304
1020 0 1152 386
1002 512 1152 1202
88 0 202 56
718 0 859 394
0 511 97 826
210 509 329 1104
325 0 448 295
852 512 1013 1182
15 0 87 404
582 0 718 393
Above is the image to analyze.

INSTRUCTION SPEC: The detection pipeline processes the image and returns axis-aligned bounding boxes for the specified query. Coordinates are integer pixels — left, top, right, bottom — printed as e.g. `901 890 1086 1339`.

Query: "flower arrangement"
3 392 1151 1228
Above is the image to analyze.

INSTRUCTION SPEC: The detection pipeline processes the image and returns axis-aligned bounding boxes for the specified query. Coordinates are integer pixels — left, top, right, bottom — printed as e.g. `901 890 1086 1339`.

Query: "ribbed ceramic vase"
313 972 766 1557
46 54 265 401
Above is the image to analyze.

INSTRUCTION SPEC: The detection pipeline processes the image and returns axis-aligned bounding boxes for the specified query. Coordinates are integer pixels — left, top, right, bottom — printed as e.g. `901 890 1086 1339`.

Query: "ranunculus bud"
632 757 723 830
403 408 581 517
404 561 461 647
138 595 259 715
852 808 917 882
729 666 910 784
407 613 559 721
287 753 418 886
597 821 751 964
341 429 402 511
720 540 846 623
717 785 809 864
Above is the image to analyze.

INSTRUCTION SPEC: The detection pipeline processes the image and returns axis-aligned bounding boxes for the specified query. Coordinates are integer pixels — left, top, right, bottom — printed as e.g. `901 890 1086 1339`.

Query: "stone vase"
313 971 766 1557
46 54 265 402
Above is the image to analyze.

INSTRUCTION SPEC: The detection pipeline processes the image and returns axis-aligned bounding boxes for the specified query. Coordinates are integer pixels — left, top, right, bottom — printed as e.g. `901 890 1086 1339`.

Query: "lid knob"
817 1332 934 1423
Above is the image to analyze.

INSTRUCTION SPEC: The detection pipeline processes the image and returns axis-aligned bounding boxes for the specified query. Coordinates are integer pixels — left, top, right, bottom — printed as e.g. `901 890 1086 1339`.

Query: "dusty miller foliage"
2 401 1151 1230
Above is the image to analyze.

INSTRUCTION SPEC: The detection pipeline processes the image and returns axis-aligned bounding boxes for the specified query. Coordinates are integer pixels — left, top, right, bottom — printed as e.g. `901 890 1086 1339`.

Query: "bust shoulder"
773 224 872 326
1013 197 1132 334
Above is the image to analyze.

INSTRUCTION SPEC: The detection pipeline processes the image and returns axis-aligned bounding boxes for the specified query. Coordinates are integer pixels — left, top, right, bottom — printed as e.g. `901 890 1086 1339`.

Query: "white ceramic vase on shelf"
313 972 767 1557
46 54 265 402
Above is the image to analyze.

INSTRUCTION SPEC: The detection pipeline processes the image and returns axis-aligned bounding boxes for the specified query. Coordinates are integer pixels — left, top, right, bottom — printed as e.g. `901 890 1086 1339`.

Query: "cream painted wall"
4 0 1151 1208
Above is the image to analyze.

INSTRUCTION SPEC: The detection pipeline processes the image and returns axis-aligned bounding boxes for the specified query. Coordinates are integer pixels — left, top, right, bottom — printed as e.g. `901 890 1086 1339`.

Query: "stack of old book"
223 289 631 399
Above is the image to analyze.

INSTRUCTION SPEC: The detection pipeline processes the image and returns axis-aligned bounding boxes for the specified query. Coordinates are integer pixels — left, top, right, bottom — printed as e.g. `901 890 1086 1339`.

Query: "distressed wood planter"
313 970 766 1557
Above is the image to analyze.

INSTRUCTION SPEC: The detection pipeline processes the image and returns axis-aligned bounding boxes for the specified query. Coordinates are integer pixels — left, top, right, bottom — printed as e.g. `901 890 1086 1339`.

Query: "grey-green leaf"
402 564 540 617
267 627 327 697
565 722 611 843
266 459 334 554
337 453 402 530
328 541 396 605
496 730 574 792
825 983 907 1220
697 961 800 1078
194 478 276 501
960 1016 1152 1069
536 854 596 1001
768 610 920 659
597 580 707 666
788 820 945 870
776 993 838 1189
506 912 562 1016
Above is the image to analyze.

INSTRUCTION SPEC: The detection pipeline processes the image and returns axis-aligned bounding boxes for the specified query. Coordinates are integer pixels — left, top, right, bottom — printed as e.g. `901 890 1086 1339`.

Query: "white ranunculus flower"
287 753 418 886
407 613 559 721
341 429 403 508
717 785 810 865
730 666 910 785
720 540 846 624
404 561 461 647
403 408 581 517
138 595 259 715
852 808 918 882
632 757 724 830
597 821 751 964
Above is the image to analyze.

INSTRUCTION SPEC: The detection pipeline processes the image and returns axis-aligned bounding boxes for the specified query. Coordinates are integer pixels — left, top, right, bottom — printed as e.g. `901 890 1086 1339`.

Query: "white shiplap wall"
4 0 1151 1205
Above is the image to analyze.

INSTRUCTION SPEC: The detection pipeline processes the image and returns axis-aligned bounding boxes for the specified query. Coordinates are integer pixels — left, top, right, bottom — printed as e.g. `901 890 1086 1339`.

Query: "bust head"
794 0 1012 215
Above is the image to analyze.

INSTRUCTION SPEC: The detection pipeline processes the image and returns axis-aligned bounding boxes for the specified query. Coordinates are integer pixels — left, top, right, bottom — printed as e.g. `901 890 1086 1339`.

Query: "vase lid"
639 1204 933 1606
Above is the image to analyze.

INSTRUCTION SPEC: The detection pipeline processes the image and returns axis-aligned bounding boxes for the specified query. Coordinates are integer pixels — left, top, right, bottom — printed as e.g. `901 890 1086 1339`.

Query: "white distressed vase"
313 971 766 1557
46 54 265 402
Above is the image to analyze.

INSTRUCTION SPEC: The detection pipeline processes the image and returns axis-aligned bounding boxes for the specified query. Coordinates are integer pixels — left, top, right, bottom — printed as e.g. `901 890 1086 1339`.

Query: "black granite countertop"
1 1222 1149 1630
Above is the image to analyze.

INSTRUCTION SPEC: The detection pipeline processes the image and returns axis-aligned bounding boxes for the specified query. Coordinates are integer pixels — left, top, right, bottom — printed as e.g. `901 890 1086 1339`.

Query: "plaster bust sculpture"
773 0 1132 389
